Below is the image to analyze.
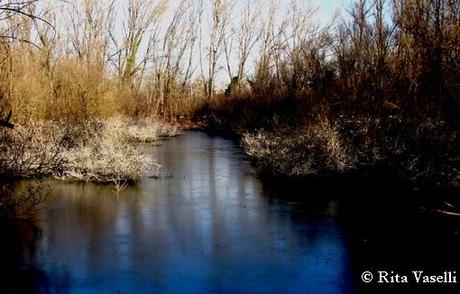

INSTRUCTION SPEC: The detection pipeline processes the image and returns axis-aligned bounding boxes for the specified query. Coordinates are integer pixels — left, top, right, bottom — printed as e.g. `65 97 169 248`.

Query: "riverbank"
191 106 460 217
197 108 459 188
0 118 181 184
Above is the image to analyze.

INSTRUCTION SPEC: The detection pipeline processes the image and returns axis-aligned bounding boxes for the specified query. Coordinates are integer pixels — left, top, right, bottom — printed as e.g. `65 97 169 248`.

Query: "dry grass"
0 121 67 177
242 114 459 187
242 118 357 176
124 119 181 142
0 118 177 184
59 119 157 183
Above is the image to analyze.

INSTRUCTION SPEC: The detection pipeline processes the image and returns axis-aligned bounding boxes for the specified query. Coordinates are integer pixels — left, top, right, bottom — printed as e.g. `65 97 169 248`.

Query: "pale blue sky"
314 0 351 24
318 0 351 12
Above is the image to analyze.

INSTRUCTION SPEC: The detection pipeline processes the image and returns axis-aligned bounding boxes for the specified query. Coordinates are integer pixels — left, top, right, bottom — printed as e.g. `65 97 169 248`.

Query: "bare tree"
66 0 115 71
252 0 287 94
116 0 168 87
150 0 199 116
201 0 232 101
235 0 261 89
223 0 261 92
0 0 55 46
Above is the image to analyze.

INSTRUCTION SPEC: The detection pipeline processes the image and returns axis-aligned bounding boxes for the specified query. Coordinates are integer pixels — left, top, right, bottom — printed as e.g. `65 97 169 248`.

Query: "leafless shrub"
58 119 161 183
0 119 167 183
0 121 67 177
125 119 181 142
243 118 357 176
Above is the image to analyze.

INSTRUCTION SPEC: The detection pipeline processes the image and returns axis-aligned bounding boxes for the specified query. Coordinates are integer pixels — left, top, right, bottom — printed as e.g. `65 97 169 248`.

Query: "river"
0 131 459 293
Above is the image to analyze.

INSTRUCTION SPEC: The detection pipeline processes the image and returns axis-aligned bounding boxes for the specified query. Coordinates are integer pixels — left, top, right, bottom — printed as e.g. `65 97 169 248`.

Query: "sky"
312 0 351 24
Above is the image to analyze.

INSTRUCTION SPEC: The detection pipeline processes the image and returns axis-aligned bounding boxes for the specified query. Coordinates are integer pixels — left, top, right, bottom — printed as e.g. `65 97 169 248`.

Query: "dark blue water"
1 132 459 293
0 132 355 293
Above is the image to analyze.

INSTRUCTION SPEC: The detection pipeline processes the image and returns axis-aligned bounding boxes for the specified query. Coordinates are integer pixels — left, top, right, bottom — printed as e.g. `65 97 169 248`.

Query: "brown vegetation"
0 119 177 183
201 0 460 188
0 0 458 190
0 1 184 187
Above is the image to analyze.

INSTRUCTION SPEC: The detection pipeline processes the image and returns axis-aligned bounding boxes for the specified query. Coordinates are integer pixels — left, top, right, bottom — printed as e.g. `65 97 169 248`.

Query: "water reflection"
2 132 356 293
0 219 72 293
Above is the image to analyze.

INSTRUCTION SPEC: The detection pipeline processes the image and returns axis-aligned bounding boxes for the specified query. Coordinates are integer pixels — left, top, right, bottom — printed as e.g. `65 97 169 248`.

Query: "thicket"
0 0 458 188
204 0 460 187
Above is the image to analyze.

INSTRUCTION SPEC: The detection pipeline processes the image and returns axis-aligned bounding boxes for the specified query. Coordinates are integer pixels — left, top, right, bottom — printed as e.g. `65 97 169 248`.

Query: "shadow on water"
0 219 72 293
0 131 458 293
261 169 460 293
